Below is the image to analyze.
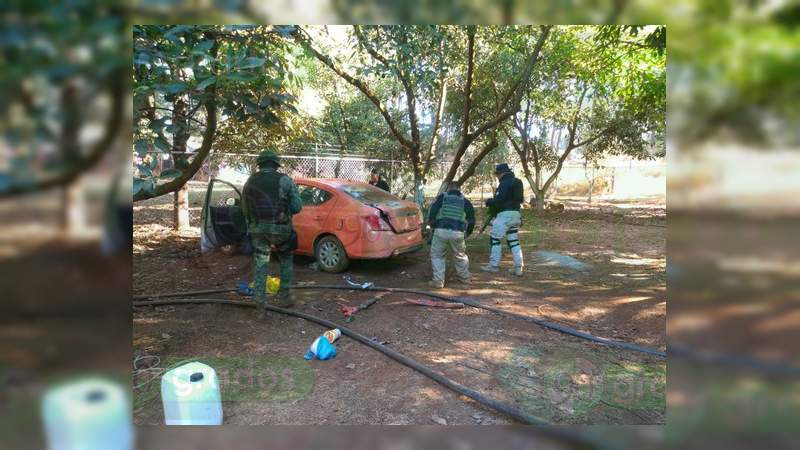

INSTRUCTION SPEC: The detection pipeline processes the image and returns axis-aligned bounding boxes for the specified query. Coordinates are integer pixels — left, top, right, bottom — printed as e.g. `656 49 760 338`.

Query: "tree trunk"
522 170 546 212
535 189 545 212
412 164 425 209
61 180 87 235
173 184 190 231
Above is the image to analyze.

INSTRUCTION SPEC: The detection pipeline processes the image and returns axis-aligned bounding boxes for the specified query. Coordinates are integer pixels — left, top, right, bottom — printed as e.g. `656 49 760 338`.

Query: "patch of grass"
134 356 314 412
497 344 665 424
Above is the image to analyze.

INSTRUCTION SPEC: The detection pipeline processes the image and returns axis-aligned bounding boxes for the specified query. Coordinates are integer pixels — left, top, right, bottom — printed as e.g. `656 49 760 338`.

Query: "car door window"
298 185 332 206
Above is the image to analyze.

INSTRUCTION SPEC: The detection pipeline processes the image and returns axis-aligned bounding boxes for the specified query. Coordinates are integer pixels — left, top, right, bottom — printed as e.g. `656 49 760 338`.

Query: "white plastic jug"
41 377 133 450
161 361 223 425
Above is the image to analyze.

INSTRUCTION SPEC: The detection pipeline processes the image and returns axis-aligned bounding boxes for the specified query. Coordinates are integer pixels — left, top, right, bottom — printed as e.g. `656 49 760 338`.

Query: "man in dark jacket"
481 163 525 276
242 150 303 314
368 168 390 192
427 181 475 288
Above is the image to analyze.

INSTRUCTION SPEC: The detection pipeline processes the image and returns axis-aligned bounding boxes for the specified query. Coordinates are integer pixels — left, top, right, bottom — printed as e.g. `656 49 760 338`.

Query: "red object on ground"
405 298 465 309
341 305 359 317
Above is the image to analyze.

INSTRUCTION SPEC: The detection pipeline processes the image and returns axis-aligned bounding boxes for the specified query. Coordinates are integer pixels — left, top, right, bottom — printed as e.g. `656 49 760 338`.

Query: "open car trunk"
370 200 420 233
339 183 422 234
200 177 248 253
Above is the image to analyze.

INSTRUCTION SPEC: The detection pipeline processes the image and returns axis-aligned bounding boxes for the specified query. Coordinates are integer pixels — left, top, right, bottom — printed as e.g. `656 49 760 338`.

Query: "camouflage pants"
250 231 294 307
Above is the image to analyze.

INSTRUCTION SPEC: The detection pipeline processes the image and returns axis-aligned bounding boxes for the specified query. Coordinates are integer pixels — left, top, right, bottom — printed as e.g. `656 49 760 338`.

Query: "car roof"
294 178 372 189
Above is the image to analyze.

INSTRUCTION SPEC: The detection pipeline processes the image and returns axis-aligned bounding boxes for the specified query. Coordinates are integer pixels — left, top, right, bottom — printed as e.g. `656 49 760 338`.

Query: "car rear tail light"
365 214 391 231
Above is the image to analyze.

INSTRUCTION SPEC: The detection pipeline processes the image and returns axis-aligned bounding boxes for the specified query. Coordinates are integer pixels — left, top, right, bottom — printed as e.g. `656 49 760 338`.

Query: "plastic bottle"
304 329 341 360
161 361 223 425
323 329 341 343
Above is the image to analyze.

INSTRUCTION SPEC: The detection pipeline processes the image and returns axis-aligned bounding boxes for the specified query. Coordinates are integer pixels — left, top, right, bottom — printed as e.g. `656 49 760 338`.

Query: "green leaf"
164 25 191 41
154 136 171 152
163 82 188 94
134 139 148 155
165 123 183 134
192 40 214 54
159 168 182 180
150 118 167 133
138 163 152 177
196 75 217 91
134 52 150 66
226 72 257 82
239 57 265 69
274 25 296 37
144 178 156 194
133 178 145 195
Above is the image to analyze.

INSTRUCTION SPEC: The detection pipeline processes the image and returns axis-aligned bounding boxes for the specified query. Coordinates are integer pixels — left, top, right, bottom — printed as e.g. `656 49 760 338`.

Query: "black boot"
274 292 294 308
255 301 268 320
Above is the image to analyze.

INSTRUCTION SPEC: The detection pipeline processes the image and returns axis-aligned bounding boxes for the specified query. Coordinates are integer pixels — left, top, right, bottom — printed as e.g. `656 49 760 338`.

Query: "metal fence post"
314 143 319 177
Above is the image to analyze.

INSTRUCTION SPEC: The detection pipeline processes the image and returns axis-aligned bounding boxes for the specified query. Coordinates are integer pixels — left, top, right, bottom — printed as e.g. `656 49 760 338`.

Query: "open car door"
200 178 248 253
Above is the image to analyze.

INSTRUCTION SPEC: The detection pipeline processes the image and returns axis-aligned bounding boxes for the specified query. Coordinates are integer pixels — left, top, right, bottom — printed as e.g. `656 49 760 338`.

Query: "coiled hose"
133 284 666 358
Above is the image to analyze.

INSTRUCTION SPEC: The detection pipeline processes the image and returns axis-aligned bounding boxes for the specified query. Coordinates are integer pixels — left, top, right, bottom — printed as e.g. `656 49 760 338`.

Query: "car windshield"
340 183 396 204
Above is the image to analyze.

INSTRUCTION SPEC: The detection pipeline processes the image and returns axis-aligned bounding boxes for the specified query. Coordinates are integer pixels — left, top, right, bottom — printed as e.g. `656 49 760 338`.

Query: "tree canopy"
506 25 665 208
132 25 300 201
131 24 666 203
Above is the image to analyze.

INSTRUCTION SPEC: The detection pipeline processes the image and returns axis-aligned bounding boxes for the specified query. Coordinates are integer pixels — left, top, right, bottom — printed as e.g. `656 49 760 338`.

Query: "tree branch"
455 137 499 185
567 85 589 148
441 25 552 185
0 68 126 198
293 26 416 150
441 27 477 183
467 25 551 141
573 124 613 149
461 27 476 143
542 140 576 195
353 25 392 68
538 85 591 196
134 99 217 202
423 76 447 177
134 32 220 202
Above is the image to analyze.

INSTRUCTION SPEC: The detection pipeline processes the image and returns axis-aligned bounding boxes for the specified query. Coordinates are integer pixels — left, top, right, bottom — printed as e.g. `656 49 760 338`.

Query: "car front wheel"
314 235 350 273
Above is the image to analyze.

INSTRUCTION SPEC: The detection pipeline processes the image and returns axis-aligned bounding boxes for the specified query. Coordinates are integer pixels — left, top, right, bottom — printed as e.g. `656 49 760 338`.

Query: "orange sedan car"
201 177 424 272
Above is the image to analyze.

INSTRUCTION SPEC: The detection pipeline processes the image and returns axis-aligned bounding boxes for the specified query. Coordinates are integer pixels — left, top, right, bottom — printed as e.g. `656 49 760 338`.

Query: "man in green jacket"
242 151 303 315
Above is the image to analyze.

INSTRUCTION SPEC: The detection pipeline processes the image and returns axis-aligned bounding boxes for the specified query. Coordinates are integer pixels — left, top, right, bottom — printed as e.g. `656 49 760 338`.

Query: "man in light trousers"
481 163 525 276
427 181 476 289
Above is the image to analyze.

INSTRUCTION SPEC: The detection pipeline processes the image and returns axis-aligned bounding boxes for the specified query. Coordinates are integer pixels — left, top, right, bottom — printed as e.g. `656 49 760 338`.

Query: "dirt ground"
132 194 666 425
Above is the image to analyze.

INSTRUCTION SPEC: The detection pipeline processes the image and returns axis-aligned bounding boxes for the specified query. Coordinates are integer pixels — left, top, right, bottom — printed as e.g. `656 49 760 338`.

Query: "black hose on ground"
133 288 234 300
135 298 548 424
133 284 666 358
294 285 667 358
134 298 614 448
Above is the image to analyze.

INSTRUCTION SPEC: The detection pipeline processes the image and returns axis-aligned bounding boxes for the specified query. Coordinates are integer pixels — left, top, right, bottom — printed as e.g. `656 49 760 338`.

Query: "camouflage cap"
256 150 280 167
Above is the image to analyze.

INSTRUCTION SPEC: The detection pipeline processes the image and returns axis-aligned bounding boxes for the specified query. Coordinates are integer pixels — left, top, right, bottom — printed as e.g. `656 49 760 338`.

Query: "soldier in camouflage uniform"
242 151 303 315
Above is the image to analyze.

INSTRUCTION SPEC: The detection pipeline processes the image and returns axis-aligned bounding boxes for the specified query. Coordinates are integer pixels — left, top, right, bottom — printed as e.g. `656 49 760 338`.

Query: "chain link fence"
195 148 410 192
154 144 664 202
